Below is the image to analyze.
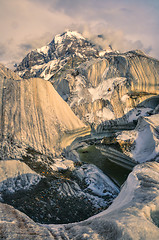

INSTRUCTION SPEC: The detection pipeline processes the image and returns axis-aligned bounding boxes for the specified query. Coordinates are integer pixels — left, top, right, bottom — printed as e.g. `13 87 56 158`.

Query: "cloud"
0 0 73 67
19 44 33 52
0 44 6 58
0 0 159 68
70 23 151 55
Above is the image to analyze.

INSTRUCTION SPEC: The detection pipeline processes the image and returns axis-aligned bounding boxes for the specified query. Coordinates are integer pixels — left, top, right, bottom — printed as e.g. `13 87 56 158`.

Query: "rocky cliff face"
62 50 159 124
16 32 159 125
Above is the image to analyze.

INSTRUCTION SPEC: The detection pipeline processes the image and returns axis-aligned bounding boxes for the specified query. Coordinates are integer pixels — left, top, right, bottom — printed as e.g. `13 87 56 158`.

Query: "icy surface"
0 70 86 159
37 45 50 54
72 164 119 209
77 164 119 196
1 162 159 239
45 162 159 240
96 107 115 120
117 114 159 162
127 107 153 122
88 77 127 101
50 158 75 172
54 31 85 45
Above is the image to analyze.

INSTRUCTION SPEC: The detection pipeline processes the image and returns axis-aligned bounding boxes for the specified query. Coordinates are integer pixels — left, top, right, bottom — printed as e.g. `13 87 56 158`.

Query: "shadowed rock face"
0 64 85 160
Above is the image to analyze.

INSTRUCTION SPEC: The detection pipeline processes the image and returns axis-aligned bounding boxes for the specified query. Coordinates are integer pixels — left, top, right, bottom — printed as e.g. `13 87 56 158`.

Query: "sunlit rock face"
1 162 159 239
69 50 159 123
16 31 159 124
0 64 85 160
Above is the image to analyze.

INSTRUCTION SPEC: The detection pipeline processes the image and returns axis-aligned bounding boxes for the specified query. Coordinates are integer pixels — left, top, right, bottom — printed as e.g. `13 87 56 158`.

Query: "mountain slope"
0 64 85 160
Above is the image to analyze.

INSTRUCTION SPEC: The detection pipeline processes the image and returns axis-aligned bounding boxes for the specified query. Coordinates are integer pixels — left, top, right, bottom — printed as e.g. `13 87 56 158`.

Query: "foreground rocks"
0 160 41 200
1 162 119 225
1 162 159 239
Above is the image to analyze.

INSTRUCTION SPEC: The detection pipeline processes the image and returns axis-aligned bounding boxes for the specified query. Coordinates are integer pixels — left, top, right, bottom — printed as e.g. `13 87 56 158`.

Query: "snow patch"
117 115 159 163
54 31 85 45
88 77 127 101
37 45 50 55
127 107 153 122
132 122 159 162
74 164 119 197
96 107 115 120
121 94 130 103
50 158 75 172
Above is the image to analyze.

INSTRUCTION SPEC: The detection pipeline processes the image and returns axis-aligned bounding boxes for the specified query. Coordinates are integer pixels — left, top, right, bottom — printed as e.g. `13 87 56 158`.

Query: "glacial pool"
78 144 131 187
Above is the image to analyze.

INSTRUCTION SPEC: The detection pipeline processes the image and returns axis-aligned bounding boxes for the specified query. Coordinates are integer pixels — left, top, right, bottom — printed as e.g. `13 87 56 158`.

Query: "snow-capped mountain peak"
36 45 50 55
16 30 99 78
53 30 85 45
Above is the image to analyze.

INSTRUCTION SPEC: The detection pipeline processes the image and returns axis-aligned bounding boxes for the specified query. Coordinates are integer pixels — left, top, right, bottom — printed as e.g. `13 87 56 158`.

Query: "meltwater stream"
78 145 131 187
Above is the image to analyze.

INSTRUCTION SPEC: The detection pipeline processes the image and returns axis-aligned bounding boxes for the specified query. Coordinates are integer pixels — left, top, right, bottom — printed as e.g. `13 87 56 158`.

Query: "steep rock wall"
75 51 159 122
50 51 159 124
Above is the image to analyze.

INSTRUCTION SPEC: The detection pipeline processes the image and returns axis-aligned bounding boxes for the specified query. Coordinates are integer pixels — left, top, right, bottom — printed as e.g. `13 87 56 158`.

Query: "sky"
0 0 159 68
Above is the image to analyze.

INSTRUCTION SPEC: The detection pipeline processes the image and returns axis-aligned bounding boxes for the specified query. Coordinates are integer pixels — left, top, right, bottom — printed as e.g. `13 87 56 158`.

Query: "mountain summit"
16 30 113 79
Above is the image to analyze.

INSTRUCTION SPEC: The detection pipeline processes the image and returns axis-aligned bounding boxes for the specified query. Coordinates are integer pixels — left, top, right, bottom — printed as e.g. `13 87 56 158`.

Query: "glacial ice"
45 162 159 240
117 114 159 163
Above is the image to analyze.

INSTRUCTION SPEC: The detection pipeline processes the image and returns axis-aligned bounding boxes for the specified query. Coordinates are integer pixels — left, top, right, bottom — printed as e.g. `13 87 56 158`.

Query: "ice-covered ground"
1 162 159 239
117 114 159 163
50 158 75 172
50 161 119 210
73 164 119 209
88 77 127 102
45 162 159 240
